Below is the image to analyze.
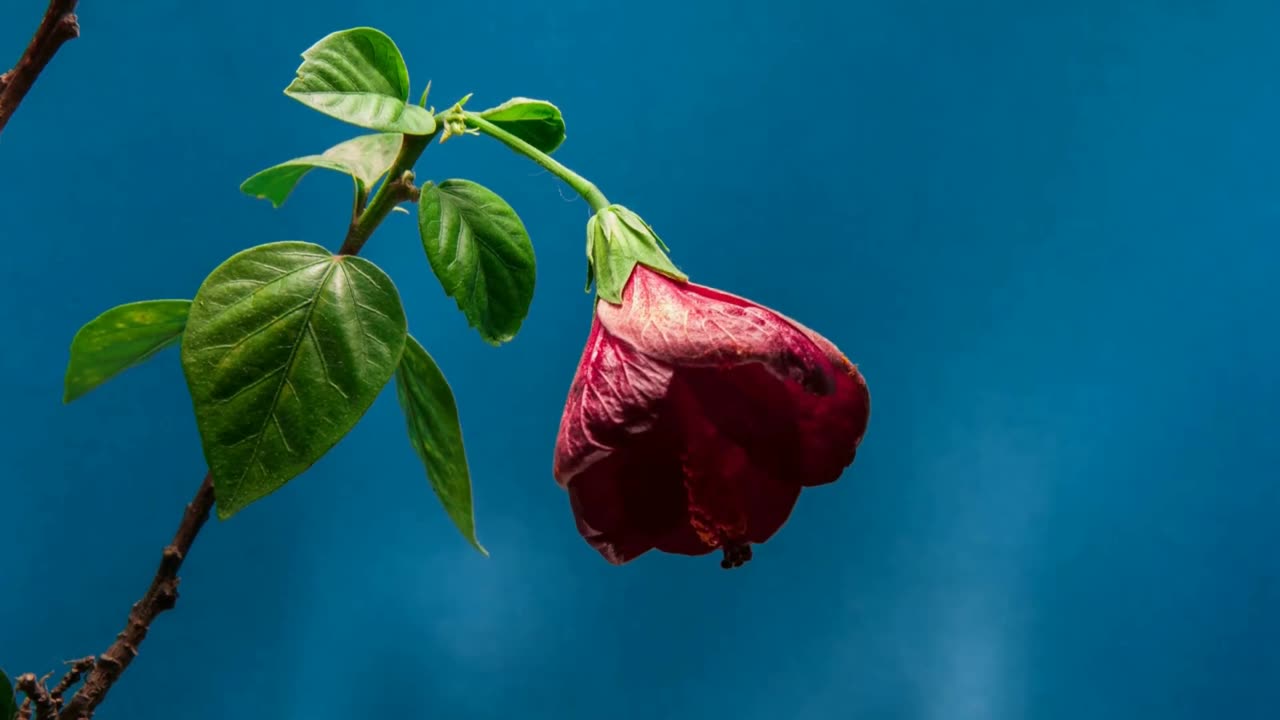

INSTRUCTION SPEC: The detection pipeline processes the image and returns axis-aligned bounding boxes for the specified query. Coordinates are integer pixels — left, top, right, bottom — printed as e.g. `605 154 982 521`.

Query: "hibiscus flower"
553 206 871 568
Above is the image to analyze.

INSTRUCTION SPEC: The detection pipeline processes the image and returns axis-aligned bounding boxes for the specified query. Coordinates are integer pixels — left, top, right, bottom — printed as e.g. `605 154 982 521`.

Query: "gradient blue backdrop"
2 1 1277 718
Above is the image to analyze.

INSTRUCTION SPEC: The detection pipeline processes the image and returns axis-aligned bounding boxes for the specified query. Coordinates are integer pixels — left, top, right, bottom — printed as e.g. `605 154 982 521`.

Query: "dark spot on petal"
795 362 835 396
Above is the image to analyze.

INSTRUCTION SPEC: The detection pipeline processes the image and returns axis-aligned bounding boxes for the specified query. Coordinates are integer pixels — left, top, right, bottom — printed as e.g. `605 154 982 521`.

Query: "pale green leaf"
63 299 191 403
240 133 403 208
285 27 435 135
478 97 566 153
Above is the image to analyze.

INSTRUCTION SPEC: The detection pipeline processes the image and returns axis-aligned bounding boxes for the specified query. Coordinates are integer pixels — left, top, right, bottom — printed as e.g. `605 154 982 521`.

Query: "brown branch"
15 674 55 720
18 127 403 714
57 472 215 720
47 658 94 711
0 0 80 136
9 54 416 714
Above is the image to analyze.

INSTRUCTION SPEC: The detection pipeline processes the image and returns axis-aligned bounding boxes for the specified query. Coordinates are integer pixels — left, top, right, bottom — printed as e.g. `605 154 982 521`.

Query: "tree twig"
47 658 94 710
15 674 55 720
57 473 215 720
0 0 80 136
11 59 428 719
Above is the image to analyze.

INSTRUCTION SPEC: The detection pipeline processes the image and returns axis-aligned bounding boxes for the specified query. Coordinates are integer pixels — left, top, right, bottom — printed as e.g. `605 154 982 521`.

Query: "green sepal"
585 205 685 304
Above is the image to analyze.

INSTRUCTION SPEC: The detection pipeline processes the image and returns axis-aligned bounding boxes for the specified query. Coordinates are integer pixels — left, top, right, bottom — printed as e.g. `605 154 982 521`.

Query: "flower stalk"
461 110 611 213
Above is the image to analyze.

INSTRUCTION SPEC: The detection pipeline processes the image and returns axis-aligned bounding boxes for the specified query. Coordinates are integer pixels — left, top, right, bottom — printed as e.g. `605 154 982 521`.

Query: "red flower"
553 265 871 568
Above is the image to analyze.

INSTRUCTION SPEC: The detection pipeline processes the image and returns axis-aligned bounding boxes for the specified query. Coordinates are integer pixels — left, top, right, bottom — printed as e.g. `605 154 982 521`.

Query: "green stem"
339 130 437 255
463 111 611 212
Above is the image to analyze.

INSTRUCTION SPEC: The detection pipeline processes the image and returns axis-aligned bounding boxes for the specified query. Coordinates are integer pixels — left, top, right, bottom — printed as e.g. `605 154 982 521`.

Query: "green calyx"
585 205 687 304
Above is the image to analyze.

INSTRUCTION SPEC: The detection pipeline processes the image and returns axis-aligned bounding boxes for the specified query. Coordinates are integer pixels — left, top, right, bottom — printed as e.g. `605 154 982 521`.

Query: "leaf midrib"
224 259 340 512
439 188 530 272
291 90 403 97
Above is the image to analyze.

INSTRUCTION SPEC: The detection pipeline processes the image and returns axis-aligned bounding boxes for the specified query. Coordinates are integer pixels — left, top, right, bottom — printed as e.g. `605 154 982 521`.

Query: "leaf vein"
225 261 340 511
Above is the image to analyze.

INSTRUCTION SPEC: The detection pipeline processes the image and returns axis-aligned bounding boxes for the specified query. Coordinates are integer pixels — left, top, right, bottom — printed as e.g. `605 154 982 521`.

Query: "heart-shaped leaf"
63 299 192 403
241 133 403 208
418 179 536 345
182 241 407 519
479 98 566 153
395 335 485 555
1 669 16 720
285 27 436 135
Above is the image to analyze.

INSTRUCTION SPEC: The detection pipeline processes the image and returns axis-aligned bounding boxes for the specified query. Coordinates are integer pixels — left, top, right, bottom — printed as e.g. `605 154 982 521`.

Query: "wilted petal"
566 428 689 564
554 316 672 487
560 371 803 565
684 357 870 489
666 373 802 547
596 267 842 396
553 265 871 568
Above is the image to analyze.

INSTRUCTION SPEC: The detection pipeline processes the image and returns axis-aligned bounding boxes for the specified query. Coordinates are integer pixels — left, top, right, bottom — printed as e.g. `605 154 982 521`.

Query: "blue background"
2 1 1277 718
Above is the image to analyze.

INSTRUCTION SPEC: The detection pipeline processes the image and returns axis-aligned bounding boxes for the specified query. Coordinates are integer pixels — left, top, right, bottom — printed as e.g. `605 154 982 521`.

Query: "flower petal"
596 266 840 396
553 265 872 567
667 372 802 545
553 315 672 486
561 370 806 565
566 429 689 564
680 359 869 491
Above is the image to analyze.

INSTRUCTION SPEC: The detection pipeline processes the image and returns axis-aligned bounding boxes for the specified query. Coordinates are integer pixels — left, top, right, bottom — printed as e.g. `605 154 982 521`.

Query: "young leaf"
418 180 536 345
395 335 485 555
285 27 436 135
479 98 566 153
182 241 407 519
63 299 192 403
241 133 403 208
1 669 15 720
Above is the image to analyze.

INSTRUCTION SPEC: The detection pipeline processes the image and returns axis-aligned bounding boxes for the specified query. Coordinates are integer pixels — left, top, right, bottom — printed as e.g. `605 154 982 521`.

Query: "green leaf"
395 335 485 555
285 27 436 135
417 179 536 345
1 669 15 720
586 204 686 304
182 241 408 519
63 299 191 403
478 97 565 153
241 133 403 208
